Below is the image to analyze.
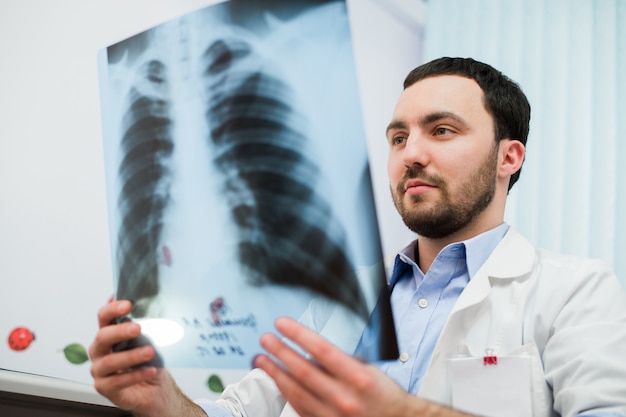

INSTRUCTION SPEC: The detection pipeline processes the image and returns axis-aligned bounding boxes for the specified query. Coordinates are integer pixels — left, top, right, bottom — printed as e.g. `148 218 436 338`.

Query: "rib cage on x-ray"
116 59 174 317
202 38 368 320
114 35 369 320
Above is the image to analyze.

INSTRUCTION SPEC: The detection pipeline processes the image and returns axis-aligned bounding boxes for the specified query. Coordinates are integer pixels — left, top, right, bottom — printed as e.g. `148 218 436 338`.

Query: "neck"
416 216 503 274
413 181 511 273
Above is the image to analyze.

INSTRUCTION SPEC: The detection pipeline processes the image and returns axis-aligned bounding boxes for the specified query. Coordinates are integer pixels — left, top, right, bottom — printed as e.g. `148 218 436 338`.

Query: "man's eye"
391 136 406 146
434 127 452 136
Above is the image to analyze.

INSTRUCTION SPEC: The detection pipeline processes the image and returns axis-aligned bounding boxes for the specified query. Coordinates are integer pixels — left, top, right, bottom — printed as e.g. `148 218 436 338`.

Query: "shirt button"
418 298 428 308
399 352 410 362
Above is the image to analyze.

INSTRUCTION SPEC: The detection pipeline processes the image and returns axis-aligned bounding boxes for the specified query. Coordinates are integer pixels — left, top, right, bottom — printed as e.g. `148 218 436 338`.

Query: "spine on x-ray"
116 59 174 317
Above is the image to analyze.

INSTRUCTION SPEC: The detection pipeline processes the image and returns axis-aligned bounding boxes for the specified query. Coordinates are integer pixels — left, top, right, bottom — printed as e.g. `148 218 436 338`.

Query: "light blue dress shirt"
377 222 509 394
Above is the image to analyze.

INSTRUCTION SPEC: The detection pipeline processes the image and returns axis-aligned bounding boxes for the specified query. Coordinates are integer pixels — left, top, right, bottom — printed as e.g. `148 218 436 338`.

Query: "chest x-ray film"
98 0 397 369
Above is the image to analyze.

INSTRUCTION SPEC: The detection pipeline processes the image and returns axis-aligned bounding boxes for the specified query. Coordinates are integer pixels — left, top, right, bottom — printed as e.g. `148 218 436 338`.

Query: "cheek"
445 152 492 190
387 153 404 183
439 144 482 173
443 163 470 189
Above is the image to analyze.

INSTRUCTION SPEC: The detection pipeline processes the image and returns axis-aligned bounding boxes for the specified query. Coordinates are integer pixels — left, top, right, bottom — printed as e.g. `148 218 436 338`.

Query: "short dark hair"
404 57 530 191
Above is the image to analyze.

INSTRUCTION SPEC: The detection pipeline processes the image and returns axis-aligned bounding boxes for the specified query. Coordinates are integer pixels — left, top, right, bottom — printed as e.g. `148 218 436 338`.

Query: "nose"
401 133 429 168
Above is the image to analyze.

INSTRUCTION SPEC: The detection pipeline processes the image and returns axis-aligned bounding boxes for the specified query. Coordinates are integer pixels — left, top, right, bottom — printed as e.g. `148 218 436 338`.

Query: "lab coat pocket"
448 343 541 417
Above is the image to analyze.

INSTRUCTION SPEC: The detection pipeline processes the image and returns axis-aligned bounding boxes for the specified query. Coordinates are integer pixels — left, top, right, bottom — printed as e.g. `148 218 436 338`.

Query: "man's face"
386 75 499 239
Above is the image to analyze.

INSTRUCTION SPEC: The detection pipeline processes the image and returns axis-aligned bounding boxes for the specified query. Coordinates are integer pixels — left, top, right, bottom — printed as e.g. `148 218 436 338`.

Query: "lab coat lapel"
450 227 535 315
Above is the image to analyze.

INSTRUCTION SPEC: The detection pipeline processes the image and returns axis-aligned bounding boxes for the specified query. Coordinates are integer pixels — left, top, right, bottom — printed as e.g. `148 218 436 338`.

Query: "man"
89 57 626 417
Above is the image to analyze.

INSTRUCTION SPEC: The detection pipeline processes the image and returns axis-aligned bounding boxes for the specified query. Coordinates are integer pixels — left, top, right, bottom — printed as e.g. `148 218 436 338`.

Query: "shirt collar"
390 223 509 286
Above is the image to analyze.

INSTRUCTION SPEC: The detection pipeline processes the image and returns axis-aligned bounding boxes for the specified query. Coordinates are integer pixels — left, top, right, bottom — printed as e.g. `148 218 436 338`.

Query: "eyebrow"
385 120 407 135
386 111 469 135
419 111 468 128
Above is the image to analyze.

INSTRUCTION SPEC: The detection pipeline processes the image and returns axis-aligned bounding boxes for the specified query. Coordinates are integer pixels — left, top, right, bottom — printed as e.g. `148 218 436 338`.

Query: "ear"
497 139 525 179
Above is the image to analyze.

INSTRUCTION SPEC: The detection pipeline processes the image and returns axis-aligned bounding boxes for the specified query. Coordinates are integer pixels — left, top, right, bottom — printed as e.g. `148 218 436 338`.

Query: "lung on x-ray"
97 0 397 369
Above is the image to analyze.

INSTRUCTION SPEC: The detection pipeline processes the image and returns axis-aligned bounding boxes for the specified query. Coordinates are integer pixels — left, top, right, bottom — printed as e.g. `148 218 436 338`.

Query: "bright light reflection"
135 318 184 347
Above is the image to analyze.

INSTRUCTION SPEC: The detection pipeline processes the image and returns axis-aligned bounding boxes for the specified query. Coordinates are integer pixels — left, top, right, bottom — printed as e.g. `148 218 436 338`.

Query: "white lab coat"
213 228 626 417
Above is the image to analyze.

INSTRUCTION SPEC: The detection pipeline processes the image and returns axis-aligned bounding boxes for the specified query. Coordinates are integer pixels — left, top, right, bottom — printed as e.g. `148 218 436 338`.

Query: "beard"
391 145 498 239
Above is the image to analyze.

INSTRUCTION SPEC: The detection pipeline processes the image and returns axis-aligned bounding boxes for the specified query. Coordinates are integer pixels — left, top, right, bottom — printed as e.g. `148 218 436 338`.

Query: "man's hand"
254 317 415 417
88 300 206 417
256 317 473 417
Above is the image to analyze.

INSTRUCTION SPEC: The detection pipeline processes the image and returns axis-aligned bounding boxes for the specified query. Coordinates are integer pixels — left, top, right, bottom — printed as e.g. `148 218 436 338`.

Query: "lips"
404 179 437 195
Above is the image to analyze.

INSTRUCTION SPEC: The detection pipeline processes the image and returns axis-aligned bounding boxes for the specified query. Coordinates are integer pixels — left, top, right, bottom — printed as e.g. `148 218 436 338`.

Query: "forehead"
392 75 489 123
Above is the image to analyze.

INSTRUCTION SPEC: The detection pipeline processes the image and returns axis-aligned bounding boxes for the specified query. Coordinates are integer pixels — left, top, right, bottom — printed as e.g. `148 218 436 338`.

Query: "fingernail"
252 354 264 368
128 322 140 335
141 346 153 359
117 300 132 313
